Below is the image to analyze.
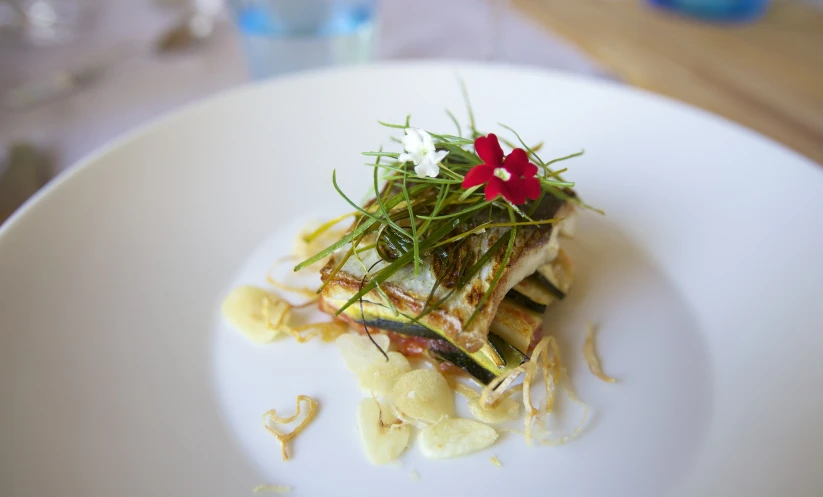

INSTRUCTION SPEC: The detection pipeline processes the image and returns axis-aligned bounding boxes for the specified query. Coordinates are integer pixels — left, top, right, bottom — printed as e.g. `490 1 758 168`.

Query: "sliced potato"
419 418 498 459
221 285 284 343
391 369 454 423
468 396 521 424
336 333 391 374
357 398 410 464
358 352 412 396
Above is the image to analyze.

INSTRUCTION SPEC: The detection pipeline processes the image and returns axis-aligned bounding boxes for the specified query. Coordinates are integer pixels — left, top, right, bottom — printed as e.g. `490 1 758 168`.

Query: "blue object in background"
229 0 377 79
234 0 374 37
648 0 771 22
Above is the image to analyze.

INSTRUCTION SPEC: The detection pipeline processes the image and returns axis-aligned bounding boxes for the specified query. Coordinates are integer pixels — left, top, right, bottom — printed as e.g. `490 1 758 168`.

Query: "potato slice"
419 418 498 459
358 352 412 396
391 369 454 423
336 333 391 374
221 285 285 343
357 398 410 464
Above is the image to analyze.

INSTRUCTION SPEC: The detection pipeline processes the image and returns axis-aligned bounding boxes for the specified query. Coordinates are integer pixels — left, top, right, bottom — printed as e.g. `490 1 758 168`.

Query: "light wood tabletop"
512 0 823 165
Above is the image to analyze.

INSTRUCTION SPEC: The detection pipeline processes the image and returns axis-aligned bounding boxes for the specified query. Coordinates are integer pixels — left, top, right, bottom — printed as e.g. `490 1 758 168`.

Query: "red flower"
461 134 541 205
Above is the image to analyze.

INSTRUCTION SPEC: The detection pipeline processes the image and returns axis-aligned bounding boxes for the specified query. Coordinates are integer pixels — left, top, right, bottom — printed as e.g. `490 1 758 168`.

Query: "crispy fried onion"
263 395 318 461
584 321 616 383
479 336 589 446
528 336 589 446
453 382 520 424
266 255 319 300
245 217 354 343
293 213 354 271
262 294 346 343
479 366 526 408
264 213 354 301
539 388 589 447
522 336 559 444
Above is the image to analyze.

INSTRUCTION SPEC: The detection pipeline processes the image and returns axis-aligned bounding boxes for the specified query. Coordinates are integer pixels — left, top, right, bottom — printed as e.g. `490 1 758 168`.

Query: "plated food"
8 62 822 497
306 116 586 378
223 98 610 465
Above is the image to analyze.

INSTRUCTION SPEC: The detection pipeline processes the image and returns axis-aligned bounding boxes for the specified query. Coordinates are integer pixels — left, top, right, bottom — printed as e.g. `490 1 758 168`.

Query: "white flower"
398 128 448 178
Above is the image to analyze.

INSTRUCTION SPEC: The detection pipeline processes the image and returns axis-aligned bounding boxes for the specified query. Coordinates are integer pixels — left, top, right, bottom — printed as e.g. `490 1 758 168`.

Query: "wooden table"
512 0 823 165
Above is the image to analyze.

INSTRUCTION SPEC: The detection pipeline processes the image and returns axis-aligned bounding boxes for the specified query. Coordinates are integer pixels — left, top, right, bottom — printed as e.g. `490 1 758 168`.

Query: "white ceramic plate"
2 62 823 497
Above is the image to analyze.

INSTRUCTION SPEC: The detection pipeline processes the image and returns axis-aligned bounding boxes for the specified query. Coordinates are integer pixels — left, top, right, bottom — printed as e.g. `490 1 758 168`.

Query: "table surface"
512 0 823 165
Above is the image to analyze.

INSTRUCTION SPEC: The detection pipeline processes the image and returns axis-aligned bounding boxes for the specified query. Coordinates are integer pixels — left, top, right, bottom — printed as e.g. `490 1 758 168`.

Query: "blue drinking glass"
229 0 377 79
648 0 771 22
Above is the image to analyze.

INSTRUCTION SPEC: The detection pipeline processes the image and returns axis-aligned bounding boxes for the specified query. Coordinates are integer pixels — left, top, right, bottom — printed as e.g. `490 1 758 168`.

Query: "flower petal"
398 153 412 163
524 177 541 200
409 151 426 165
475 134 504 167
503 148 529 176
430 149 449 164
523 161 538 178
402 128 423 153
415 160 440 178
419 129 436 151
506 179 527 205
484 177 504 202
462 165 494 189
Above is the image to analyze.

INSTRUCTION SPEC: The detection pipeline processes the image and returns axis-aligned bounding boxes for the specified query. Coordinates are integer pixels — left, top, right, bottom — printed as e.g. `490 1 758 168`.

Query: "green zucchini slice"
508 276 557 313
336 299 532 384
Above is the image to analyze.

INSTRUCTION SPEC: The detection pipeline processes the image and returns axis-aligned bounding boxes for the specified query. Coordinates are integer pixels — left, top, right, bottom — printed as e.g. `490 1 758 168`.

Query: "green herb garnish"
296 88 595 333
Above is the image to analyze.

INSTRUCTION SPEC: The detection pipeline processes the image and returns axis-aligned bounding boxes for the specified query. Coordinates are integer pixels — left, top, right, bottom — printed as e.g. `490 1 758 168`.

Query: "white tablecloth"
0 0 608 174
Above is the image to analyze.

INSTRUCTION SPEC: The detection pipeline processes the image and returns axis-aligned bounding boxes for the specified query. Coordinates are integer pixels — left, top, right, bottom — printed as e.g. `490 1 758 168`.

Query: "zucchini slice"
353 318 441 340
429 347 496 385
507 248 575 311
430 333 528 385
489 299 544 354
508 276 556 313
335 299 530 384
535 248 574 300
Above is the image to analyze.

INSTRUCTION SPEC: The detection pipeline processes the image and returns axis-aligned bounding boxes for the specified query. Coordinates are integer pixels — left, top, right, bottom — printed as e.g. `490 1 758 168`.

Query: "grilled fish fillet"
320 195 575 353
